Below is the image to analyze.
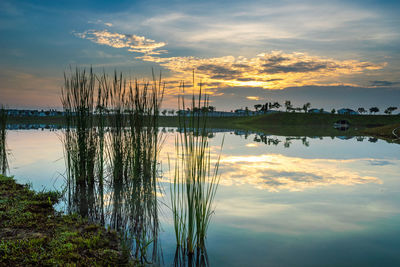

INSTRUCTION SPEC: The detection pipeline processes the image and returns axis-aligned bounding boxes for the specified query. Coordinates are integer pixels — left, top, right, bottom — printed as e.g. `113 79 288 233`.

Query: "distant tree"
384 106 397 115
302 102 311 113
331 108 336 114
319 108 324 113
284 100 292 112
168 109 175 115
263 102 270 112
162 109 167 116
271 102 281 110
369 107 379 114
208 106 216 112
192 107 200 113
254 104 262 112
358 107 366 114
245 106 249 115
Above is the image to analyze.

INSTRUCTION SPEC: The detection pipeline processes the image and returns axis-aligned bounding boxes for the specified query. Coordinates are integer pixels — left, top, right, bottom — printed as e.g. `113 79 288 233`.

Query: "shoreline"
6 113 400 141
0 175 133 266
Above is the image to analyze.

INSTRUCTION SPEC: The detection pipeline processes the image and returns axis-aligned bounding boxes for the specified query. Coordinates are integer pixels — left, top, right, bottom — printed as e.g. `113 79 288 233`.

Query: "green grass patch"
0 175 132 266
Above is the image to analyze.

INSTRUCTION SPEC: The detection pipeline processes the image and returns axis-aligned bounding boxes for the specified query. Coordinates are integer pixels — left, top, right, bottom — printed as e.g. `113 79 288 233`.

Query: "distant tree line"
250 101 398 115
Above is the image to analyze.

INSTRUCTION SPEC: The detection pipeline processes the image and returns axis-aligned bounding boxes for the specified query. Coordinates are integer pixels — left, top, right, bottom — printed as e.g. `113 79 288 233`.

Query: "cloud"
88 19 113 27
197 64 242 80
139 50 385 93
368 160 394 166
75 29 166 55
246 96 260 101
260 60 333 74
74 28 386 99
369 80 400 87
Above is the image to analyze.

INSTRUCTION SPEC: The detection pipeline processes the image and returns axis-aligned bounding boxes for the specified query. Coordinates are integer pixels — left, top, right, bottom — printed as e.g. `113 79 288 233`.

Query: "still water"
6 128 400 266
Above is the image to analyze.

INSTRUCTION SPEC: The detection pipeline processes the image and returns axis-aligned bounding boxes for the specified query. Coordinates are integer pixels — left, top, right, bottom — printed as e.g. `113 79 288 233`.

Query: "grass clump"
104 71 164 264
170 81 223 256
61 67 101 219
61 68 164 264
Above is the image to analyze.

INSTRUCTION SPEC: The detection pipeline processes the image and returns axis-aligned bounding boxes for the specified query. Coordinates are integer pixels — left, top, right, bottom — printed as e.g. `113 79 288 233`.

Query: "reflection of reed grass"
0 106 8 175
171 82 223 255
173 246 209 267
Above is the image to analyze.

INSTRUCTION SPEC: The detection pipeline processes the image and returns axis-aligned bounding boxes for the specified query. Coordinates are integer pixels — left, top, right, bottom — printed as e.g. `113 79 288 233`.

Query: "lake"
6 128 400 266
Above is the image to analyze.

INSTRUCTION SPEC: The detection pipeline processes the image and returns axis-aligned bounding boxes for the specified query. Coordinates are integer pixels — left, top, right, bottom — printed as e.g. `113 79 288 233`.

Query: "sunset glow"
0 0 399 109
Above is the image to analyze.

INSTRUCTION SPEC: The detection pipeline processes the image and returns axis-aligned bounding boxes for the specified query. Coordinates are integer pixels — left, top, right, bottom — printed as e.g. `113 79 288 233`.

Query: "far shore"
5 112 400 142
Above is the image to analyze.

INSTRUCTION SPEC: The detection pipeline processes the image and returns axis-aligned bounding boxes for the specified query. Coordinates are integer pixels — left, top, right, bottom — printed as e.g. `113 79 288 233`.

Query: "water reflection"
251 133 379 148
218 154 382 192
4 126 400 266
64 130 162 264
173 247 209 267
4 124 385 147
7 124 62 131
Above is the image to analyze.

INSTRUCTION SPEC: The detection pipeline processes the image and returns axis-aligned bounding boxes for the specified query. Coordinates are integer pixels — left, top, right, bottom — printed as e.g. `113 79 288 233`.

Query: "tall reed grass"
123 72 164 264
61 68 99 218
170 82 223 255
61 67 164 264
0 106 8 175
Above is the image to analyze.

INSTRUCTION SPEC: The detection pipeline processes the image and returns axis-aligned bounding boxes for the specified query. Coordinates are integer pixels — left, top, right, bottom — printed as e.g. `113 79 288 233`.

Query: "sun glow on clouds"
75 29 386 95
141 51 385 93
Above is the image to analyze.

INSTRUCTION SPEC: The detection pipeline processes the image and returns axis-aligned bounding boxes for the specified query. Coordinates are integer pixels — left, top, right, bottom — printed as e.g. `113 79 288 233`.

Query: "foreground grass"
0 175 132 266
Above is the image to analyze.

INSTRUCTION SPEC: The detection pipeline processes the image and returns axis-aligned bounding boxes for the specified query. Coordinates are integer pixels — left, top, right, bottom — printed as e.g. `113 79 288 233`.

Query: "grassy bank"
159 112 400 137
0 175 132 266
231 112 400 136
7 112 400 137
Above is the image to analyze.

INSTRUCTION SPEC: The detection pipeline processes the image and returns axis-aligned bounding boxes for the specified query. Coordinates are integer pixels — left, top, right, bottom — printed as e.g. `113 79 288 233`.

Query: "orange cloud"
76 30 167 55
246 96 261 100
140 51 385 93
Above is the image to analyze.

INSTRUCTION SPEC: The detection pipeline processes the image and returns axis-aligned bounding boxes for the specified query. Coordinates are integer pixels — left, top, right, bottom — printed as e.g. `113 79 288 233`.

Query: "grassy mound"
0 175 132 266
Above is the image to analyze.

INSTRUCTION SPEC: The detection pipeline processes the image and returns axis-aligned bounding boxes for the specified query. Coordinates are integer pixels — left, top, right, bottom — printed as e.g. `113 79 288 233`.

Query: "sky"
0 0 399 111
